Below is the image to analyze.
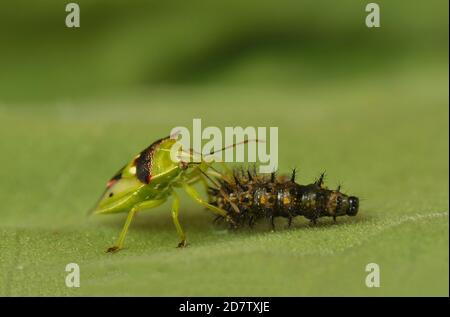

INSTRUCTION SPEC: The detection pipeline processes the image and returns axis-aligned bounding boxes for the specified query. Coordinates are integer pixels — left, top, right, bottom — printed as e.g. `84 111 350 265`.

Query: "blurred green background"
0 0 448 296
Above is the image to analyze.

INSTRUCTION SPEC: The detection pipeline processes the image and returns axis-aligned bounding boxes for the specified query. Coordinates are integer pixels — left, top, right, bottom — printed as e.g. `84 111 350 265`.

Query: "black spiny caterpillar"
209 169 359 228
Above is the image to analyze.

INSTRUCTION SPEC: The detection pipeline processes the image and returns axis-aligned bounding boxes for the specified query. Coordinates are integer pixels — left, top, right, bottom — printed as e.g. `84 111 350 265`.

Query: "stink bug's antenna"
205 138 264 158
175 138 264 164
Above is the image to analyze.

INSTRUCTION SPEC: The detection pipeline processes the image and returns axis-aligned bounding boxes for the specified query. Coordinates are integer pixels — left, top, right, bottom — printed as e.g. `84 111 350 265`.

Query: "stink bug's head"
91 164 144 215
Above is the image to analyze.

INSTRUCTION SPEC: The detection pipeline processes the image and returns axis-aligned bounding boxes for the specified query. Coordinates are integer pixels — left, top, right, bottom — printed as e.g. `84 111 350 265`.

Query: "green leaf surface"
0 0 448 296
1 71 448 295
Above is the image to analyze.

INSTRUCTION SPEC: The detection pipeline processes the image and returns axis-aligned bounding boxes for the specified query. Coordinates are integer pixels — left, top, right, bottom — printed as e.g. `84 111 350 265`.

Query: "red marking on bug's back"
106 165 126 188
107 179 118 188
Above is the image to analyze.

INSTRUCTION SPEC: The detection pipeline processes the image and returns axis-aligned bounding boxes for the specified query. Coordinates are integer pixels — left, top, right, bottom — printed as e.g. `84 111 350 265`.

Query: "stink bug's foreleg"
170 191 187 248
107 199 166 253
182 182 236 227
213 160 233 182
184 173 214 202
199 174 213 201
182 182 226 216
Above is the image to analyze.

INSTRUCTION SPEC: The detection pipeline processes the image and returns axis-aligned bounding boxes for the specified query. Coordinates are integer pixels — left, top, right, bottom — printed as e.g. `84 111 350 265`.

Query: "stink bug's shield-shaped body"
91 136 233 253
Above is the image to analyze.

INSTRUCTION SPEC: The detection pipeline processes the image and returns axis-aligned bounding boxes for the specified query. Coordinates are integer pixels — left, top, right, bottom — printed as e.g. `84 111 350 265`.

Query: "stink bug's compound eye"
179 161 189 170
347 196 359 216
109 192 114 198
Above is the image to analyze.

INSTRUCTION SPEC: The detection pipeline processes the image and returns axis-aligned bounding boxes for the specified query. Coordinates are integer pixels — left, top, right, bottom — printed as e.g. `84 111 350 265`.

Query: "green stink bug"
91 135 235 253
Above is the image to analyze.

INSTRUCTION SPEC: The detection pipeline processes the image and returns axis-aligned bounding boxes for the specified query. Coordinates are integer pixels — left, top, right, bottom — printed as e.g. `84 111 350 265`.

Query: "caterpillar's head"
327 191 359 218
347 196 359 216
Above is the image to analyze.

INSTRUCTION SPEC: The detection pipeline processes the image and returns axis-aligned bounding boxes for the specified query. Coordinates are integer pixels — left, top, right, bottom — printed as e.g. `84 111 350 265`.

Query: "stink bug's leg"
196 168 241 215
202 160 233 184
171 191 187 248
107 199 166 253
199 174 213 201
184 174 212 201
216 160 233 181
106 207 138 253
182 183 235 226
182 182 226 216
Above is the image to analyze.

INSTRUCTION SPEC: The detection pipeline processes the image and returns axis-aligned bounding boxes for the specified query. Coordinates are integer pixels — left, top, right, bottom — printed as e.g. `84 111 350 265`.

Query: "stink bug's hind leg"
107 199 166 253
106 207 138 253
171 191 187 248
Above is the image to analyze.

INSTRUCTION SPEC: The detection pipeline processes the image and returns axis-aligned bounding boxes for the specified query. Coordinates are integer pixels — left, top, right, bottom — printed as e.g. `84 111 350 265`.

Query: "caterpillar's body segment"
210 169 359 228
